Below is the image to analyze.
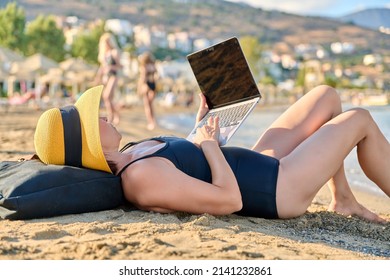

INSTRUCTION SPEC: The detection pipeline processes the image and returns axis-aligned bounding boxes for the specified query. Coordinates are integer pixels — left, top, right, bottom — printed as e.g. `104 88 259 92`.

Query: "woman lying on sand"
34 85 390 223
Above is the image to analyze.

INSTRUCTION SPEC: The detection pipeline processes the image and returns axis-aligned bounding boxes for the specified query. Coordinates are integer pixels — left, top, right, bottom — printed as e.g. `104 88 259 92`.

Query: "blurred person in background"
137 51 158 130
96 32 121 125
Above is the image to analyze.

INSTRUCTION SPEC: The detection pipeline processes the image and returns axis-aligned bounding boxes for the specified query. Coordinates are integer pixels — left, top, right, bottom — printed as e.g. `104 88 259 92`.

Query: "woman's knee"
346 108 377 136
348 108 373 124
316 85 341 106
308 85 342 116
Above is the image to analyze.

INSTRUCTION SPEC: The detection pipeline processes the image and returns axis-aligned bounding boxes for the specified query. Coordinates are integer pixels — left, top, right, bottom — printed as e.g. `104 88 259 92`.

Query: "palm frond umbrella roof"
10 53 58 75
59 57 96 72
39 68 65 84
0 46 24 64
0 47 25 77
0 67 8 80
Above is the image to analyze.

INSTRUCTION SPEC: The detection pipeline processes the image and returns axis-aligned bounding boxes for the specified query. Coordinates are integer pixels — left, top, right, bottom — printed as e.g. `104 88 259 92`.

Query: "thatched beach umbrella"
38 68 66 99
0 47 25 96
0 67 7 80
0 68 8 97
11 53 58 74
0 47 24 66
59 57 95 72
58 57 98 97
64 68 97 97
39 68 64 84
8 53 59 97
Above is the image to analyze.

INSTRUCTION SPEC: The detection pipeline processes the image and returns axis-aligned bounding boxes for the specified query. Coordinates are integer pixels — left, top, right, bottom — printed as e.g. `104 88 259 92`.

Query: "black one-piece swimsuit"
118 136 280 219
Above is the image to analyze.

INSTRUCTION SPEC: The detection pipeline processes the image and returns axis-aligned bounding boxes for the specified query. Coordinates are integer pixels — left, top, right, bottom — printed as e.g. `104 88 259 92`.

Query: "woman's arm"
122 116 242 216
123 157 242 215
107 49 121 73
193 116 239 194
113 49 122 70
138 65 147 84
201 139 241 200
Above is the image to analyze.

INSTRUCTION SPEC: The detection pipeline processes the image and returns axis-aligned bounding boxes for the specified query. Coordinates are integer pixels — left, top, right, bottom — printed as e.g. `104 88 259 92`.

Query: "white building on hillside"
105 19 133 47
167 32 192 53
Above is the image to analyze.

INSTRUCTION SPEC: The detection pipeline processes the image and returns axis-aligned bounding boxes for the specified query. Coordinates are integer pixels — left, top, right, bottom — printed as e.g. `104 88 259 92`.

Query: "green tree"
239 36 262 79
324 74 338 88
152 46 184 61
295 64 306 90
0 2 26 52
25 15 66 61
71 22 105 64
260 69 277 86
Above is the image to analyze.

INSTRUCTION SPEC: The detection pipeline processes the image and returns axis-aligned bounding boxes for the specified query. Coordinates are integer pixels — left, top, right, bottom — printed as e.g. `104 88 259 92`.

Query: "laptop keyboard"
199 102 254 128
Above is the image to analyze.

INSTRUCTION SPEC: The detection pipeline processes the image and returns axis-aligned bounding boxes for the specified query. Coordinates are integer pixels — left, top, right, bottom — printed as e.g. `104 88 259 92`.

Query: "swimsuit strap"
116 137 167 176
118 137 157 153
119 141 139 153
116 154 155 176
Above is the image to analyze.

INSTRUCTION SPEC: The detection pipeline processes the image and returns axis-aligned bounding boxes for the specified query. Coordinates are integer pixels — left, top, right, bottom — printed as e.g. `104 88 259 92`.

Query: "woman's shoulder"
120 157 174 189
121 155 173 175
109 49 120 60
146 63 156 71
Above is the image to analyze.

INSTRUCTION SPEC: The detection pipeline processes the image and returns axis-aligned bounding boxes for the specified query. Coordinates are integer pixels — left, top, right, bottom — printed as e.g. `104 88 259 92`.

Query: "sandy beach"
0 101 389 260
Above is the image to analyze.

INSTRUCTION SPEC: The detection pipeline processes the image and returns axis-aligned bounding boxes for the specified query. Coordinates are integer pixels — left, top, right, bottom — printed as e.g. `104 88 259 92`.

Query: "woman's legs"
252 85 342 158
142 88 156 130
326 165 385 222
253 86 350 199
276 108 389 221
252 85 389 222
102 76 119 124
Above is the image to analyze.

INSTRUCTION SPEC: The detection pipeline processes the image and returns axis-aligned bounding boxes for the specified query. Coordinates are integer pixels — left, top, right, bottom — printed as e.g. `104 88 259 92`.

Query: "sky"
225 0 390 17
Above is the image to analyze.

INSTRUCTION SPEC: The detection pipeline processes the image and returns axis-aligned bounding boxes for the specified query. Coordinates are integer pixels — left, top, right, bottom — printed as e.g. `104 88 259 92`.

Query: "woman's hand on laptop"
193 116 221 147
195 93 209 126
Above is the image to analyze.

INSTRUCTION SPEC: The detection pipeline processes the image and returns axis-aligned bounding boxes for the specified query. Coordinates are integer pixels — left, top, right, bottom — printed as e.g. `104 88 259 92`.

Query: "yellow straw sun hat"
34 85 111 173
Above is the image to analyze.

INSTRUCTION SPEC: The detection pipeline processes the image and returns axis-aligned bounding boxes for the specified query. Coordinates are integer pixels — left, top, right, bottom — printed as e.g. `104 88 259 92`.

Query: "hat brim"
75 85 112 173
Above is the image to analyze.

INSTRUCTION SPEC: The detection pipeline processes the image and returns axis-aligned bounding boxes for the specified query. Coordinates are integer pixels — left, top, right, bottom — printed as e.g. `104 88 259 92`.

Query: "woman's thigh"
275 109 369 218
252 85 342 159
103 77 117 98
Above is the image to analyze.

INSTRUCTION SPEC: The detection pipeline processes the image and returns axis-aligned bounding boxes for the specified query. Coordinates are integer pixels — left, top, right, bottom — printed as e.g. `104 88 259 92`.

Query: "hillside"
1 0 390 55
340 8 390 30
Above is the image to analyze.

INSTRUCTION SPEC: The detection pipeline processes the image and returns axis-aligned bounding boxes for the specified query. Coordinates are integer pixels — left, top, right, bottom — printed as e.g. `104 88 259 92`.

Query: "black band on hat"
60 105 82 167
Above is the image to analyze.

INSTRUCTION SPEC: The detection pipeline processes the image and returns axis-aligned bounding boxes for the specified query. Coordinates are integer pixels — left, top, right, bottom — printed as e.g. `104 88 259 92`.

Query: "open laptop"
186 37 261 145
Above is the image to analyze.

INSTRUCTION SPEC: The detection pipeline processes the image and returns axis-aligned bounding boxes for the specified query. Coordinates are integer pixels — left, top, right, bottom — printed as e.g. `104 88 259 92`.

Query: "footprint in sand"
32 229 70 240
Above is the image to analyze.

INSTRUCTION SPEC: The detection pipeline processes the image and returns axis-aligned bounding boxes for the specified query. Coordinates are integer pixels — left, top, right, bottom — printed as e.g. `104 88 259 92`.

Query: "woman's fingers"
207 116 213 126
207 116 219 131
204 116 220 141
213 116 219 128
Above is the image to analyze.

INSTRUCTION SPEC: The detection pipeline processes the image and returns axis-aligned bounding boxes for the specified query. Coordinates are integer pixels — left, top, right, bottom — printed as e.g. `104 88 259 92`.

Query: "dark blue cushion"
0 159 124 220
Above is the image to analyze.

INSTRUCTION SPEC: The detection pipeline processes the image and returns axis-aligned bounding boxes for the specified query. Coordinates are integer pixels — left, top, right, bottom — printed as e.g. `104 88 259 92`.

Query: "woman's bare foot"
147 122 155 131
113 114 120 126
328 199 386 223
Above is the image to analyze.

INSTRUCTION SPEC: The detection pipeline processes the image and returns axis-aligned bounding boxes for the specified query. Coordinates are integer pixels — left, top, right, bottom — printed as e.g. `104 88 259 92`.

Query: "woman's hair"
104 140 144 175
106 159 118 174
138 51 155 66
98 33 119 64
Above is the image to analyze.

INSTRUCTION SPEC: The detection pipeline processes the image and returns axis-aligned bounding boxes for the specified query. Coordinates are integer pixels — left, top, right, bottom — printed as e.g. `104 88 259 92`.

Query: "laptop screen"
187 37 261 109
